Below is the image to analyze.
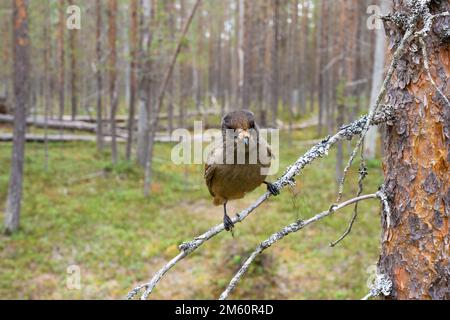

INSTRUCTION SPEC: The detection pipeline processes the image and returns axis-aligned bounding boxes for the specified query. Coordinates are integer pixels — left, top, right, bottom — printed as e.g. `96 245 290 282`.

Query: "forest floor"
0 123 384 299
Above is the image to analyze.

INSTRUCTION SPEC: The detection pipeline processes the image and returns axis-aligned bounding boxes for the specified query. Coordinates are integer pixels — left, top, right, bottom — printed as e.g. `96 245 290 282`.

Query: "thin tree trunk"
69 0 78 121
364 0 389 159
57 0 65 122
95 0 104 151
5 0 30 234
237 0 244 109
299 0 309 115
270 0 279 127
43 1 51 170
108 0 118 164
137 0 152 167
126 0 138 161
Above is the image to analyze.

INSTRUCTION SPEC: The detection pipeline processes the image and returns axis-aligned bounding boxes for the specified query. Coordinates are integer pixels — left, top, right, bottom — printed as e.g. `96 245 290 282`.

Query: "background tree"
108 0 118 164
364 0 389 159
95 0 104 151
57 0 65 122
4 0 30 234
125 0 138 161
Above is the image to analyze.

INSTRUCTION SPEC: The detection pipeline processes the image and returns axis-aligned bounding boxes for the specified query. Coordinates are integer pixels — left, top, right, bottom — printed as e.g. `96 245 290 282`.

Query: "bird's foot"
223 213 235 232
265 182 280 196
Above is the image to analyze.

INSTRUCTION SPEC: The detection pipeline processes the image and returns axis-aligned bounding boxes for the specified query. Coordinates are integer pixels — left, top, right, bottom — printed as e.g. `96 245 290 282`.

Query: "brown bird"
204 110 279 232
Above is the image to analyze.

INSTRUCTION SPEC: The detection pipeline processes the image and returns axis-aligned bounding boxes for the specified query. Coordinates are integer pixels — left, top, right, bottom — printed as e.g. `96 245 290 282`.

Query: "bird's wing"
204 163 216 197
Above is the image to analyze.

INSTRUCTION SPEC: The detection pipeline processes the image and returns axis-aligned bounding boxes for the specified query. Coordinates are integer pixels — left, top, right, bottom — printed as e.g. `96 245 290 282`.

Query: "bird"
204 110 280 232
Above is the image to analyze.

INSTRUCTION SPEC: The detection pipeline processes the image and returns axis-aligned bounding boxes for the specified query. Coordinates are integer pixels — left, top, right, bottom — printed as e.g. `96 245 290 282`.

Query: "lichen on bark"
379 0 449 300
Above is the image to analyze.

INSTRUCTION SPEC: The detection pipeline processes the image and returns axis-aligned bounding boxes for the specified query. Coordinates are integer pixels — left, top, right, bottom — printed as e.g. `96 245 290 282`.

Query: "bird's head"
221 110 257 147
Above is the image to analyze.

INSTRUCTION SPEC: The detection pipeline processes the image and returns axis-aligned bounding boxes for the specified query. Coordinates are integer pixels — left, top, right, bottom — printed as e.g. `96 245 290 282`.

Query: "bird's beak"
239 130 250 146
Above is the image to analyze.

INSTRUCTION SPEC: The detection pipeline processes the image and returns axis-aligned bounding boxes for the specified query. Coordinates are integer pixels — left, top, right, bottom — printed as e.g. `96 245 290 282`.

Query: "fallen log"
0 114 129 137
60 109 220 123
0 133 183 143
0 133 126 143
0 114 97 132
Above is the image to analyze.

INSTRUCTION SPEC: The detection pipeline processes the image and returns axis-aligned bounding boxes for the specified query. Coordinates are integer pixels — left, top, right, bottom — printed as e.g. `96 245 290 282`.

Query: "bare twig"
330 146 367 247
219 193 382 300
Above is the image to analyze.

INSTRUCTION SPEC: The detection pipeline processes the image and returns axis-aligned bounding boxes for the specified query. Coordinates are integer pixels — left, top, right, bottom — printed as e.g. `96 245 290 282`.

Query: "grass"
0 125 383 300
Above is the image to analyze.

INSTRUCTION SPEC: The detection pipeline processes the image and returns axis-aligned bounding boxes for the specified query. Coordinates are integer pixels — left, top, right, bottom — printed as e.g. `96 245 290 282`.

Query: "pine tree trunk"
5 0 30 234
126 0 138 161
378 0 450 299
270 0 279 127
108 0 118 164
95 0 104 151
69 0 78 121
57 0 65 121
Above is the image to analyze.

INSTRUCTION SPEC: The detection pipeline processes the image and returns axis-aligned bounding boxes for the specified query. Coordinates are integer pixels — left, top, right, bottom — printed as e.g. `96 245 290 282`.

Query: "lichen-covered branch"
219 193 384 300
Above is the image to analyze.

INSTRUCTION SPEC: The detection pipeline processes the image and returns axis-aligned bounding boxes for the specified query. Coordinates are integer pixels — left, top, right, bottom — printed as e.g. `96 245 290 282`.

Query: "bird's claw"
223 214 234 232
266 182 280 196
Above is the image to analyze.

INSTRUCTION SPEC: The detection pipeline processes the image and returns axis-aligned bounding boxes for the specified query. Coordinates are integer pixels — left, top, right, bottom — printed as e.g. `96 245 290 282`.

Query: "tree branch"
219 193 382 300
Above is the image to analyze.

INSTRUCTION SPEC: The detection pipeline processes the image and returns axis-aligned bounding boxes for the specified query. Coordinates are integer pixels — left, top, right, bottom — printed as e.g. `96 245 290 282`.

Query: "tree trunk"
69 0 78 121
5 0 30 234
270 0 279 127
95 0 104 151
108 0 118 164
126 0 138 161
137 0 152 167
364 0 389 159
378 0 450 299
299 0 309 115
57 0 65 121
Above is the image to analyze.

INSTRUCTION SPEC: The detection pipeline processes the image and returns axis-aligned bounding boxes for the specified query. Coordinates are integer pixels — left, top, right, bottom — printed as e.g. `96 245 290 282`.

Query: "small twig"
219 194 380 300
330 146 367 247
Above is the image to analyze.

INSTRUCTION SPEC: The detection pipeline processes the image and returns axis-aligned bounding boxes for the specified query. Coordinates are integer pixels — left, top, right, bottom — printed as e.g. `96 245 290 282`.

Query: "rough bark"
5 0 30 234
379 0 450 300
